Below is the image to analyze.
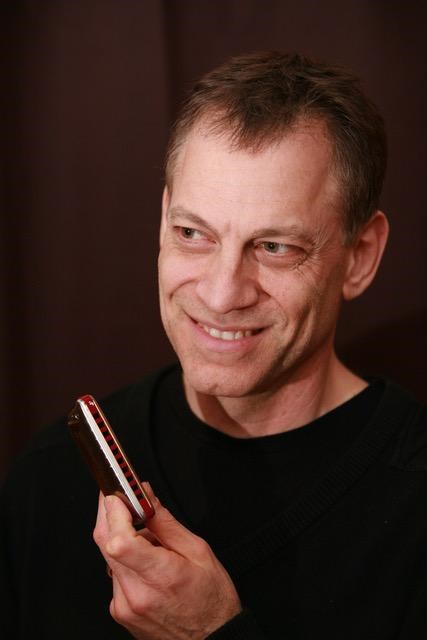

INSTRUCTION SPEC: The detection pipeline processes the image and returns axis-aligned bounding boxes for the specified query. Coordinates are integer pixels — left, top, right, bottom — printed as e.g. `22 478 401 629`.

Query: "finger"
104 494 209 576
105 494 134 530
94 494 151 582
94 494 138 583
138 528 162 546
141 481 160 508
103 495 167 572
144 495 210 562
104 495 140 554
93 491 111 561
143 483 211 558
109 569 137 626
104 489 159 543
109 573 158 639
94 491 106 530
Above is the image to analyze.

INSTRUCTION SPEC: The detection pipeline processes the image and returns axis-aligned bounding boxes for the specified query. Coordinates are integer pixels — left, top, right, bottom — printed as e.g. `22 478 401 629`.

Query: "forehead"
168 121 341 232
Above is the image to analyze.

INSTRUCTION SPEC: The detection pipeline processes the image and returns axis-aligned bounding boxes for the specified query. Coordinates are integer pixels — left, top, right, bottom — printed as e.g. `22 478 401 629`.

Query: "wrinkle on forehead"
172 116 336 175
175 123 339 208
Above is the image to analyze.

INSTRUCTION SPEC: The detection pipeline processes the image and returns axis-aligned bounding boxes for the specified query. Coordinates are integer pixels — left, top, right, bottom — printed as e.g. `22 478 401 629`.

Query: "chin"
182 359 274 399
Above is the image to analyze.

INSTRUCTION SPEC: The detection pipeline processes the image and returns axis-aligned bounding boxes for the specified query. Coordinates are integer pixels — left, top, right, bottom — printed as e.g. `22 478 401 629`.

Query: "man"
1 52 426 639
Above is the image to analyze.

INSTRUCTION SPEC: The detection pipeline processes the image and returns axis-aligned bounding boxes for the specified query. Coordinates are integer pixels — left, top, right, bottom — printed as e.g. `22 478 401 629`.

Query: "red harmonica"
68 394 155 528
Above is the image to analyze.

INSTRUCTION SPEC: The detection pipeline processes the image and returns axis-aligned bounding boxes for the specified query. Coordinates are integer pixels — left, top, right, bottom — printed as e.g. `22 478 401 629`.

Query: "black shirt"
152 367 384 545
1 365 426 639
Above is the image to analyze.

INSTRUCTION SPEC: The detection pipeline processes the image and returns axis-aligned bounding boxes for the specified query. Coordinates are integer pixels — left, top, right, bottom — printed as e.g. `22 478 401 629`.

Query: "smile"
199 323 260 341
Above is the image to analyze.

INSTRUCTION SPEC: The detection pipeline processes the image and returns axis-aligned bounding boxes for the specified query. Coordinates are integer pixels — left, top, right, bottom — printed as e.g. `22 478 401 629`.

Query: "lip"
188 315 265 353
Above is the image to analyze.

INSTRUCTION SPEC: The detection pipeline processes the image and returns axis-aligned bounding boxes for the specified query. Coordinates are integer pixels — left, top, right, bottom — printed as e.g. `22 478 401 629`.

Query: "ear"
342 211 389 301
159 186 170 248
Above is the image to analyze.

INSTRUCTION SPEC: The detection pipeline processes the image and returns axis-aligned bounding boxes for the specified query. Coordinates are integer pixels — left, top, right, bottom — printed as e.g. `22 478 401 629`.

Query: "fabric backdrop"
1 0 426 479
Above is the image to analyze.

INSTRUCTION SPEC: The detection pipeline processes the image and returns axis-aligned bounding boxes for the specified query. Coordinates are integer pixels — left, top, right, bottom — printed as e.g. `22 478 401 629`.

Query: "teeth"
201 325 254 341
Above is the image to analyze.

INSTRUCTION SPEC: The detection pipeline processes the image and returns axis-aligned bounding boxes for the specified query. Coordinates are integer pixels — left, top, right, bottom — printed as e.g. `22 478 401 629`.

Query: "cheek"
159 246 208 298
261 264 342 328
260 270 313 316
158 250 185 296
298 265 346 335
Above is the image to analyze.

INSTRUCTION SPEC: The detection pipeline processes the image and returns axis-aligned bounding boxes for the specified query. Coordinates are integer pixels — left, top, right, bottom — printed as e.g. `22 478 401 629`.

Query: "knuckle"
127 592 148 616
109 598 126 624
92 526 103 547
109 596 144 625
192 535 211 560
105 533 128 559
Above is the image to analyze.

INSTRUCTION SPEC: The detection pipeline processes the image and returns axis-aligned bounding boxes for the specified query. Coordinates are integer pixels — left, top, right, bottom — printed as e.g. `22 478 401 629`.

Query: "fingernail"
142 482 160 506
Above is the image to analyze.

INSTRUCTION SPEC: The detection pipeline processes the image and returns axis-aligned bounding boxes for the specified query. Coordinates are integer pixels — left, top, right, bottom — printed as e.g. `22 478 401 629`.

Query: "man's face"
158 122 352 399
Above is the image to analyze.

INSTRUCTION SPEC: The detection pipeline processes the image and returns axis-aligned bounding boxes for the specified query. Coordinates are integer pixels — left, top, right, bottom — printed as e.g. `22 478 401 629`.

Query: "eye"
254 239 307 267
178 227 204 240
260 241 289 255
173 225 214 252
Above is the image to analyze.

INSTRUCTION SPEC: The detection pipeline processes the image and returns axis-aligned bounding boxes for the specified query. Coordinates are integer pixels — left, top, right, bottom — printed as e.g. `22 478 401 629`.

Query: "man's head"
166 51 387 242
158 52 389 404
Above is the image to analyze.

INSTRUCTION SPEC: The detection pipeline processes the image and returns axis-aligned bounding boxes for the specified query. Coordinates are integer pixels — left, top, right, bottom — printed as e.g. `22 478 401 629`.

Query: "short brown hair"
165 51 387 241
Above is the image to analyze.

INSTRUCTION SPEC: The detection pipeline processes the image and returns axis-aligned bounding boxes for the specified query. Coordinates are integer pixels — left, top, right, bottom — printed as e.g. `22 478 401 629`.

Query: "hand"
93 489 242 640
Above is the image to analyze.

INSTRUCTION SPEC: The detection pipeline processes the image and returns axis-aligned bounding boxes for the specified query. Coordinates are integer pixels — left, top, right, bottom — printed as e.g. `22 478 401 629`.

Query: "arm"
0 488 18 640
94 490 260 639
398 553 427 638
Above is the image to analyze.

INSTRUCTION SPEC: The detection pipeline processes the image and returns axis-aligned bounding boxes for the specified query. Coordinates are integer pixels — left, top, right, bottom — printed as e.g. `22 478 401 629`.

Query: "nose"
195 248 259 314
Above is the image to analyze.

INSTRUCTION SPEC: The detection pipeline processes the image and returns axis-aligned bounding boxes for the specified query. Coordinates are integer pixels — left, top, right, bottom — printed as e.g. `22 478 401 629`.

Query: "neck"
184 353 367 438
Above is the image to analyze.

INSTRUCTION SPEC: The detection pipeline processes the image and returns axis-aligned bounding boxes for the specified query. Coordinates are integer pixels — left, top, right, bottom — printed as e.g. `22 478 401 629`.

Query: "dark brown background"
1 0 426 480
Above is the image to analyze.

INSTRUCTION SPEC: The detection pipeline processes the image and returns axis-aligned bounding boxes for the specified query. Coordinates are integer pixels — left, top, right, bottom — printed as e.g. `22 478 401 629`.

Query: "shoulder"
1 364 179 497
379 380 427 471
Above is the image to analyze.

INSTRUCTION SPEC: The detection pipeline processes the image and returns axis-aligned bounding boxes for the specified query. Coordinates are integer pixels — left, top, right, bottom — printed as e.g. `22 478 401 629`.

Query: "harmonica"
68 394 155 528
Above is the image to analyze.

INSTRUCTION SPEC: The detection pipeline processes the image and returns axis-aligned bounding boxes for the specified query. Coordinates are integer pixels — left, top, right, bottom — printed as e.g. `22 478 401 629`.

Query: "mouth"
198 322 263 342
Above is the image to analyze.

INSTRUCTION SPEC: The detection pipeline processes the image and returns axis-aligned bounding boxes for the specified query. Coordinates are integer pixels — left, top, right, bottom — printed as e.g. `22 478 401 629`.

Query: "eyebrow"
167 205 315 245
167 207 217 235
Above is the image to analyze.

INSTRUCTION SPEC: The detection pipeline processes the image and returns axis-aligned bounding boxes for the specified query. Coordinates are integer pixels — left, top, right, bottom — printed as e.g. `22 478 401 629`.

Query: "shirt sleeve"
207 609 269 639
0 472 20 639
398 564 427 637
